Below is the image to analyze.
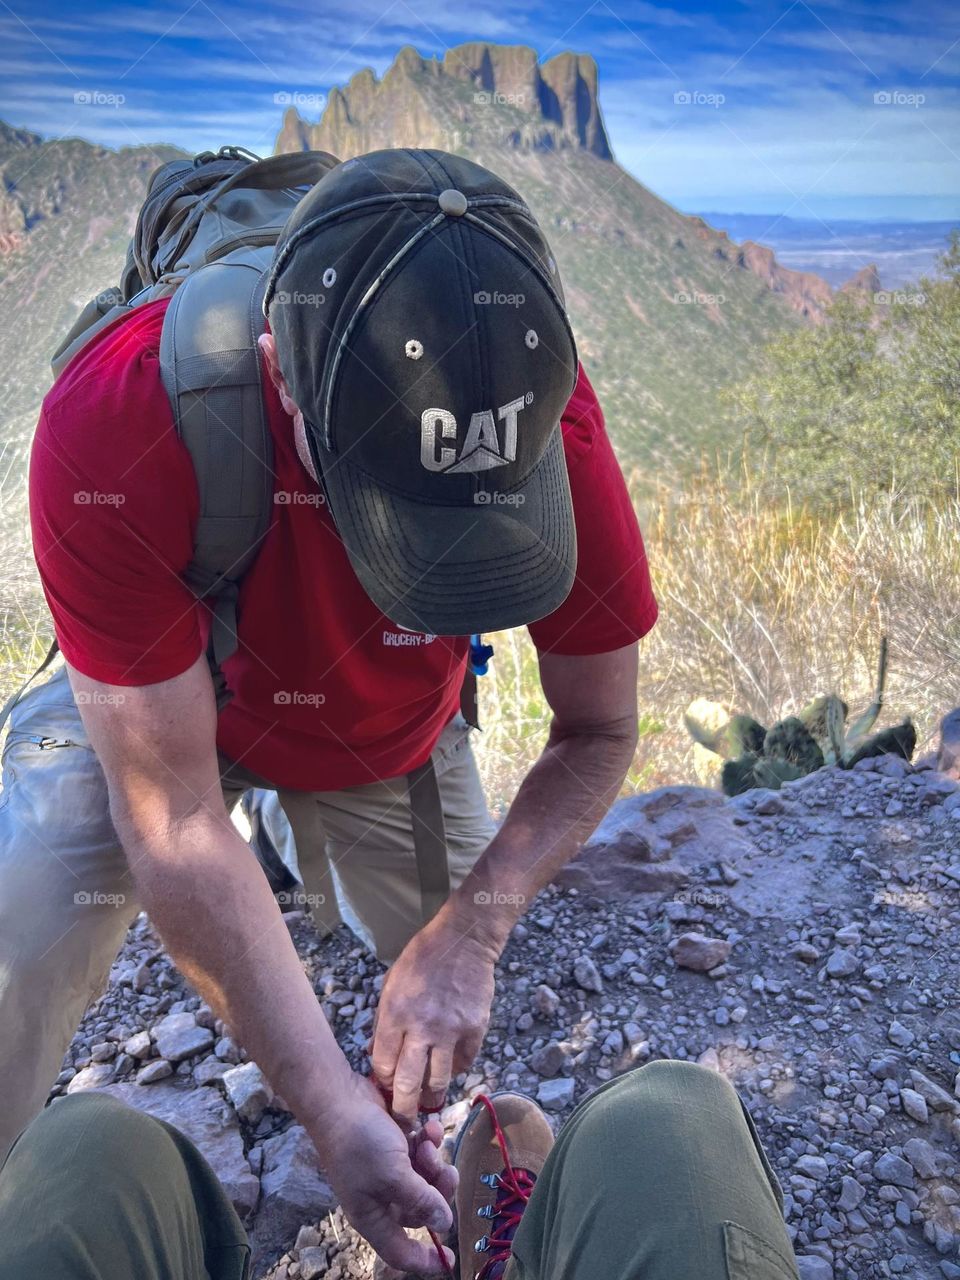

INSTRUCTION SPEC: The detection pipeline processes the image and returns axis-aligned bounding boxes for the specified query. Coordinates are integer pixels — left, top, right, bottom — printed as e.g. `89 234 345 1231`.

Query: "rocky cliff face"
275 42 612 161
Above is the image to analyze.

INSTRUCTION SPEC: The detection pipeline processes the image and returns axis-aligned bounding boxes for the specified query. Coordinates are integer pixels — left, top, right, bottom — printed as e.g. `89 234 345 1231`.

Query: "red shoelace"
470 1094 537 1280
373 1078 454 1275
371 1082 535 1278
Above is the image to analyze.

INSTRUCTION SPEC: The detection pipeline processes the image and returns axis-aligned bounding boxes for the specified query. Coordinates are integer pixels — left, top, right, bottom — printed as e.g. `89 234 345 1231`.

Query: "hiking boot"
453 1093 554 1279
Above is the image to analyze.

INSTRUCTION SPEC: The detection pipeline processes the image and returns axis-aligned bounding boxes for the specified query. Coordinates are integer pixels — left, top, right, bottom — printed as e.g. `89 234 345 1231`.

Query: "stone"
909 1070 959 1113
249 1124 335 1271
65 1063 115 1093
537 1077 576 1111
136 1058 173 1085
223 1061 273 1124
903 1137 940 1179
887 1020 914 1048
901 1088 929 1123
531 984 561 1019
573 956 604 993
825 948 859 979
838 1175 865 1212
124 1030 153 1060
96 1082 259 1217
299 1247 328 1280
194 1055 231 1087
672 932 731 972
528 1041 566 1078
796 1257 833 1280
153 1012 215 1063
795 1154 829 1181
874 1152 915 1189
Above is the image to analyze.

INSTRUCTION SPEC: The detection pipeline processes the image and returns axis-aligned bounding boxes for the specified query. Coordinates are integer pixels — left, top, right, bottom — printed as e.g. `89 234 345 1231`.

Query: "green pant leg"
506 1060 799 1280
0 1093 250 1280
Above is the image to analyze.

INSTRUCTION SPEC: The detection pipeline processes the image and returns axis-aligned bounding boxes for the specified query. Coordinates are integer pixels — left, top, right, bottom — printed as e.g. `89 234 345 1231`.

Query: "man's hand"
318 1074 456 1275
371 911 498 1128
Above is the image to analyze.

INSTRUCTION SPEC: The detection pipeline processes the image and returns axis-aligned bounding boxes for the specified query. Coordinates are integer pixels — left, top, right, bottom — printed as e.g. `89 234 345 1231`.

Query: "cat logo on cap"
420 395 528 474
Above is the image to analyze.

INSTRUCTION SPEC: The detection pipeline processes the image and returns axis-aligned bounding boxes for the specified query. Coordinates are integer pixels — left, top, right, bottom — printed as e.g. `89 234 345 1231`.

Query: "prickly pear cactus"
686 637 914 795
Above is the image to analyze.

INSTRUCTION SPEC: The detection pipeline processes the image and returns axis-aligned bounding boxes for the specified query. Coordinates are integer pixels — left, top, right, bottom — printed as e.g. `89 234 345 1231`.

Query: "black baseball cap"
263 148 579 636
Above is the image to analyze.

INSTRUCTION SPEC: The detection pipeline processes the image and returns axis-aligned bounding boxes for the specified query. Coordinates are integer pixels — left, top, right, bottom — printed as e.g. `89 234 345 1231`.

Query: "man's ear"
258 333 300 420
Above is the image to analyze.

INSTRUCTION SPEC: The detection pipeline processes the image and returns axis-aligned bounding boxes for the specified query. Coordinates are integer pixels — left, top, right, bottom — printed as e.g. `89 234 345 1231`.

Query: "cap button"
438 188 468 216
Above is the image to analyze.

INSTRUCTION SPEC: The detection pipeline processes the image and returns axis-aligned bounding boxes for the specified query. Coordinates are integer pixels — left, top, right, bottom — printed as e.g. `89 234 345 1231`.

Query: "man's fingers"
453 1029 486 1077
360 1218 452 1277
370 1017 404 1091
415 1131 459 1202
426 1045 454 1095
391 1038 430 1129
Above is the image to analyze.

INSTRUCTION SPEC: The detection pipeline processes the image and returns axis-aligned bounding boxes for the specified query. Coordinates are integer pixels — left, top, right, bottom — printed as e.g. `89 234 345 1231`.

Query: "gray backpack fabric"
47 145 340 706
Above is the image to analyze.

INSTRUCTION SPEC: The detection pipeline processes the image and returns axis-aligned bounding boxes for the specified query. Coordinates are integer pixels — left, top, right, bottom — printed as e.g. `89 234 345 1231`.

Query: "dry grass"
475 462 960 806
2 454 958 809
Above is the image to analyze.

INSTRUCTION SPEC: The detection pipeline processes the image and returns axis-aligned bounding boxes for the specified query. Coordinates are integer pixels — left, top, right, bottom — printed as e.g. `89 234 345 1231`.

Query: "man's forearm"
442 717 637 951
122 811 353 1132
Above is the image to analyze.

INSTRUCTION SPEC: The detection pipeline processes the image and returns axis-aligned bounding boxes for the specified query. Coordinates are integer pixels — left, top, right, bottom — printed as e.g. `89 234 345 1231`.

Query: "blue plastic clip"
469 634 495 676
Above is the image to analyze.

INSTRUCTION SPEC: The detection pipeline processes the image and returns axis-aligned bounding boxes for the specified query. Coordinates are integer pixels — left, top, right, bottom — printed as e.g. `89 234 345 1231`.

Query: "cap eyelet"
322 267 337 288
525 329 539 349
405 339 424 360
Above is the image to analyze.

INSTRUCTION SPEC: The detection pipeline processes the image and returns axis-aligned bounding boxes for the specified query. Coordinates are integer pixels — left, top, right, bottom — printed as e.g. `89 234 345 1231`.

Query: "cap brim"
319 426 577 635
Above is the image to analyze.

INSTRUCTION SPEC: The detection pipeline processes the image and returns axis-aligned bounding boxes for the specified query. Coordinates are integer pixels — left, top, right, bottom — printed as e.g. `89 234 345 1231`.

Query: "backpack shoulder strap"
159 245 275 700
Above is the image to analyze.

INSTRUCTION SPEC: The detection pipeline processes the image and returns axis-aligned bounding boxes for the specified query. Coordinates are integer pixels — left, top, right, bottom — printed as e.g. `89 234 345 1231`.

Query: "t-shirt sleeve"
528 363 659 655
29 316 204 686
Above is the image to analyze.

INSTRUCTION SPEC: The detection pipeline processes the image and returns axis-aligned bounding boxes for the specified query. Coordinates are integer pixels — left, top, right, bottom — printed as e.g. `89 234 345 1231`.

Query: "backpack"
4 144 490 737
48 145 340 707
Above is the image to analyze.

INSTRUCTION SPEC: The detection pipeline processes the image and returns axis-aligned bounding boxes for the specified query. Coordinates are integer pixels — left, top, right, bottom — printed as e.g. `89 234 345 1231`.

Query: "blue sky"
1 0 957 219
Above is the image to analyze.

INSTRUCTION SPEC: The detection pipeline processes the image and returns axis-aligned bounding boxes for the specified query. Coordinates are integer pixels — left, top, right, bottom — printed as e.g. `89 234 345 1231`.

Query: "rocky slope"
56 750 960 1280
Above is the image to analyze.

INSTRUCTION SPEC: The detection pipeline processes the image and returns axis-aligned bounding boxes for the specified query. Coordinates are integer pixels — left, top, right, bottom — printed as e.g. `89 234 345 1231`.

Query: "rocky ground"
55 751 960 1280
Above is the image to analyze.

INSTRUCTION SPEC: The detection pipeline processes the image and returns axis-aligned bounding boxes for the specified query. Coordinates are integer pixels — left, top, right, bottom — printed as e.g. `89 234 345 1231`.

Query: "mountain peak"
275 41 612 161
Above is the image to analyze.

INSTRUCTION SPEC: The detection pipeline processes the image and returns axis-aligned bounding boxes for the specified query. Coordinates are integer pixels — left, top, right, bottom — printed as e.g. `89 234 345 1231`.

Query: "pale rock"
66 1063 115 1093
223 1061 272 1124
153 1012 214 1063
537 1077 576 1111
901 1088 929 1124
136 1058 173 1085
672 932 731 972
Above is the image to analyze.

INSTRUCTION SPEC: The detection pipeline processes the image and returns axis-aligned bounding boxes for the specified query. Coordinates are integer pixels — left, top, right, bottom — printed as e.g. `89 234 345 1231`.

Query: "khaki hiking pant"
0 663 495 1163
0 1061 799 1280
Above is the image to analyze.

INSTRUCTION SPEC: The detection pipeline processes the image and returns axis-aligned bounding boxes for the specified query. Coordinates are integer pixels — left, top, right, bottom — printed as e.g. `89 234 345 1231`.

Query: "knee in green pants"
508 1060 799 1280
0 1094 249 1280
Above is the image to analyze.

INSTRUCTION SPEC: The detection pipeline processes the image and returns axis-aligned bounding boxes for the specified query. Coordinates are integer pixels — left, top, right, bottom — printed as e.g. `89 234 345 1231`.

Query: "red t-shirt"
30 298 658 790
